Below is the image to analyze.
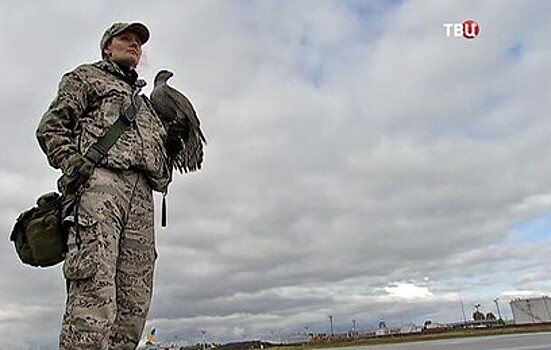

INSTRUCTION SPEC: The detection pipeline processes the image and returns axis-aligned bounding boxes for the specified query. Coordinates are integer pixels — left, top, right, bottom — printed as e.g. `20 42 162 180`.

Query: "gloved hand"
59 153 94 194
166 121 189 159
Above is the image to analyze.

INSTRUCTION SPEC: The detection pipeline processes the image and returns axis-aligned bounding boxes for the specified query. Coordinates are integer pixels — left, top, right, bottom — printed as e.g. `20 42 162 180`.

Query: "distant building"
423 322 448 330
400 324 423 334
375 321 389 336
510 296 551 324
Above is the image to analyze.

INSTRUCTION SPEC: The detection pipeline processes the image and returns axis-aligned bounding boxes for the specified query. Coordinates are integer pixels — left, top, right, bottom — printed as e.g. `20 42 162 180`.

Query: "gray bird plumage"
150 70 206 173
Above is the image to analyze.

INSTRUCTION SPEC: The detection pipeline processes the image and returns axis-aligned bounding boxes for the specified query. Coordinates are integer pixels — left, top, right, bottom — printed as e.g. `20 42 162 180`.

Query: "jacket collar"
93 59 147 89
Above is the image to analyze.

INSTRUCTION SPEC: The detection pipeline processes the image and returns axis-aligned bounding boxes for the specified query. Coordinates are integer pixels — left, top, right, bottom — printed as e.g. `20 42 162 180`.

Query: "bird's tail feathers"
172 129 205 173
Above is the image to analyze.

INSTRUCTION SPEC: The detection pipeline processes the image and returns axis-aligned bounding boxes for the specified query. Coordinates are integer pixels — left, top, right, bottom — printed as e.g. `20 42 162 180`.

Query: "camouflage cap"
100 22 150 53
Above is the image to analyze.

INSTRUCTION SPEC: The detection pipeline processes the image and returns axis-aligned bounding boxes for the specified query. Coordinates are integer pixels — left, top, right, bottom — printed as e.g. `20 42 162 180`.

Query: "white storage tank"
510 296 551 324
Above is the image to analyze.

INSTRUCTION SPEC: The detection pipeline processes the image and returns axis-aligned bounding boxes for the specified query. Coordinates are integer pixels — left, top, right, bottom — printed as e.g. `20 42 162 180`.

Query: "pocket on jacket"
62 215 99 280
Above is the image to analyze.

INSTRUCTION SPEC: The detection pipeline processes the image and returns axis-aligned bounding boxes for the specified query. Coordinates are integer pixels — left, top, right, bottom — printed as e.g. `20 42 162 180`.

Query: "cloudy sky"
1 0 551 348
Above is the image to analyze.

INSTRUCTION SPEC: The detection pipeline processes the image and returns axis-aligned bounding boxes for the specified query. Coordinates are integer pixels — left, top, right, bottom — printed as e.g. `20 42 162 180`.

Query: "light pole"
200 329 207 350
328 315 334 338
459 296 467 325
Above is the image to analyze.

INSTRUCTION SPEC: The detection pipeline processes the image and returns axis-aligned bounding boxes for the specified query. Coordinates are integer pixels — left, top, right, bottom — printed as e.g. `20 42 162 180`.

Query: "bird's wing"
161 85 198 124
161 84 206 142
150 87 177 125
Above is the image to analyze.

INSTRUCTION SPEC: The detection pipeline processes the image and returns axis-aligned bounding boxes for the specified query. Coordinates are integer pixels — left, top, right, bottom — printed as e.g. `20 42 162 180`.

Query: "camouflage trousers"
59 167 157 350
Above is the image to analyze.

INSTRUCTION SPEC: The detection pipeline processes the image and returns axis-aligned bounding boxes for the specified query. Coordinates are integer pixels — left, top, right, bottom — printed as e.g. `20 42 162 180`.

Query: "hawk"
150 70 206 173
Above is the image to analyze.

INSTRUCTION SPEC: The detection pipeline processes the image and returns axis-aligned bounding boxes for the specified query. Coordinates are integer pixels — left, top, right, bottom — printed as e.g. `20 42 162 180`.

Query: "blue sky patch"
506 43 524 61
513 213 551 244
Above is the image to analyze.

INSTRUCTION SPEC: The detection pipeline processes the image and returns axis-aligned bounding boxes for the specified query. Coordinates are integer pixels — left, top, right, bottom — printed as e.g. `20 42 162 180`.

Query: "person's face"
104 30 143 68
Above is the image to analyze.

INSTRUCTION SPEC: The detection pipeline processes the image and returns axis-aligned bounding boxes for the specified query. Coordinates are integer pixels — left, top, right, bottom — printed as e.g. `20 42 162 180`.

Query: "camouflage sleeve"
36 71 90 170
147 161 173 193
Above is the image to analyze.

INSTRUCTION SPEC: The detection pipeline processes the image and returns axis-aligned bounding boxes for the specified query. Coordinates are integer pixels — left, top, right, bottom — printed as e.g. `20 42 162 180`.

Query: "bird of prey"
150 70 206 173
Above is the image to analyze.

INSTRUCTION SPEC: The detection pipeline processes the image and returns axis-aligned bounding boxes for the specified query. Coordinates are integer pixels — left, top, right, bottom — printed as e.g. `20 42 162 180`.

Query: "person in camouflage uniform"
36 23 177 350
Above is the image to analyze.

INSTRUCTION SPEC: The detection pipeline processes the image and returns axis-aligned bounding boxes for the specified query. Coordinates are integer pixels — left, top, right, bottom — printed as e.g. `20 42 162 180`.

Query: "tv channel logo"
443 20 480 39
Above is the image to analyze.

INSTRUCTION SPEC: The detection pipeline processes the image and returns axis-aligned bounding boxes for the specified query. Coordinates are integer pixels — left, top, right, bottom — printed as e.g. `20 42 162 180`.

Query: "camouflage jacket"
36 60 171 192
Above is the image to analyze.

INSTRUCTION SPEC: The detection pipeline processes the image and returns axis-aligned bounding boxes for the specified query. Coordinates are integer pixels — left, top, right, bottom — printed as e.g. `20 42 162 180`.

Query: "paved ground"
329 332 551 350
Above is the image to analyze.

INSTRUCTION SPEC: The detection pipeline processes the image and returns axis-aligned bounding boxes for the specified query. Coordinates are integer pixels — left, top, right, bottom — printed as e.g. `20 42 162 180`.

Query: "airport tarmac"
328 332 551 350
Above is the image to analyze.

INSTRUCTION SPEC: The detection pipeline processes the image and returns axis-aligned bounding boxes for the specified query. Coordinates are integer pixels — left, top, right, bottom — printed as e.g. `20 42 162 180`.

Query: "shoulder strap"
84 95 143 164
